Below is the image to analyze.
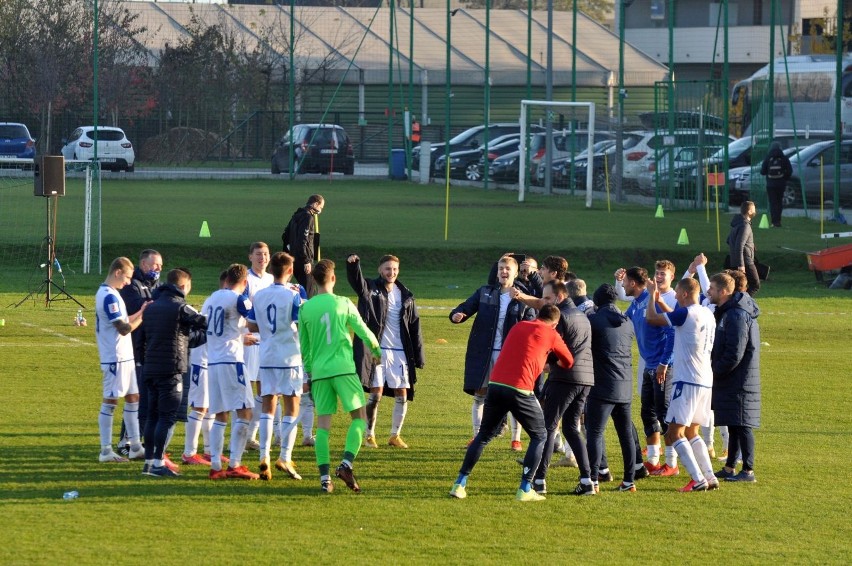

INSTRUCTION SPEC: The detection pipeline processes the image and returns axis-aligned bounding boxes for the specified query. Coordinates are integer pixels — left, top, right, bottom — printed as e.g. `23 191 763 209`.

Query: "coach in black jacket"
708 273 761 483
533 279 596 495
141 269 207 476
282 194 324 297
585 284 642 489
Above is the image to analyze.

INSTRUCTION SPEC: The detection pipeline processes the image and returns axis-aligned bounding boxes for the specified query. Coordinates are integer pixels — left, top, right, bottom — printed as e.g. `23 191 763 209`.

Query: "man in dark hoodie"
532 280 596 496
760 141 792 228
585 284 647 493
282 194 324 297
706 272 761 483
727 200 760 296
141 268 208 477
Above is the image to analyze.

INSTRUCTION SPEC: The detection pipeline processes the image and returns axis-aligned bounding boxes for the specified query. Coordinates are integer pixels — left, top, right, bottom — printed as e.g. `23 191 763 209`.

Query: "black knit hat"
593 283 618 307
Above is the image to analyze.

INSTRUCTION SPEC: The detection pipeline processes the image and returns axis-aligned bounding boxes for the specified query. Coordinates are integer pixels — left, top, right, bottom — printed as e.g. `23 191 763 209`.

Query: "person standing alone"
759 141 792 228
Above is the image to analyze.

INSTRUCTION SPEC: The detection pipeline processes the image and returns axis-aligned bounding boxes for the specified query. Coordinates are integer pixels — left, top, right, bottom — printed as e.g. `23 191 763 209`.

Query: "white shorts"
371 349 410 390
243 344 260 382
665 382 712 427
208 362 255 415
101 361 138 399
259 367 304 397
187 364 209 409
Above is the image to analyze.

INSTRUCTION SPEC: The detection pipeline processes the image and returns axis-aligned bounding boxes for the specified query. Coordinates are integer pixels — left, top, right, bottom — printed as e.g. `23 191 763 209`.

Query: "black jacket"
142 284 208 376
711 292 761 428
727 214 755 268
450 284 535 395
546 298 594 387
760 142 792 189
119 267 159 363
282 206 317 262
587 304 634 403
346 259 425 400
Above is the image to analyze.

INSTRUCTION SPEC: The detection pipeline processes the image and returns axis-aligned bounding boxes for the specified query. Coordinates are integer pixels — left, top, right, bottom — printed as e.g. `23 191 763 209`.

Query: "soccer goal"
518 100 596 206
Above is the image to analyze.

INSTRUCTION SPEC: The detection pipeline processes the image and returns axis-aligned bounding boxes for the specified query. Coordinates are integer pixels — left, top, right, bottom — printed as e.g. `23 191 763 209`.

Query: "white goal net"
518 100 596 207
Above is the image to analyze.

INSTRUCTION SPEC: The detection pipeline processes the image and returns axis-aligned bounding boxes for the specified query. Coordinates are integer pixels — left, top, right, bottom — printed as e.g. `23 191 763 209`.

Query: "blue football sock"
519 479 532 493
455 473 468 487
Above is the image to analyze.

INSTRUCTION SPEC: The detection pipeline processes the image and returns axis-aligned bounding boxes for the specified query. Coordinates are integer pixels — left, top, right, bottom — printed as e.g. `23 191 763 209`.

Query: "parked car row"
1 121 136 172
270 124 355 175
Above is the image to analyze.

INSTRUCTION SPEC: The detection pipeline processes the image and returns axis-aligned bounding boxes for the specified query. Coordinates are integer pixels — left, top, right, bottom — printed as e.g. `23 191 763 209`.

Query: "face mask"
147 270 160 282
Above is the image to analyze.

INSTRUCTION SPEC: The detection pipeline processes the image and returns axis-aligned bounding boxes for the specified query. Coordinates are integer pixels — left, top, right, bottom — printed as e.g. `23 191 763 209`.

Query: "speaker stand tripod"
12 195 85 308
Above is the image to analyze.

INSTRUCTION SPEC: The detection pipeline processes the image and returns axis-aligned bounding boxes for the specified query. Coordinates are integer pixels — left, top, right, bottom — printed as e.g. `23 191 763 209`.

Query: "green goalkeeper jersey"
299 292 381 381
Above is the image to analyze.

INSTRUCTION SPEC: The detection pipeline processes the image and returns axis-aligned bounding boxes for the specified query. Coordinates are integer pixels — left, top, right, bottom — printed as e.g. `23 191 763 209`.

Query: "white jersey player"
95 257 148 463
645 277 719 493
247 252 307 480
206 264 259 480
242 242 274 449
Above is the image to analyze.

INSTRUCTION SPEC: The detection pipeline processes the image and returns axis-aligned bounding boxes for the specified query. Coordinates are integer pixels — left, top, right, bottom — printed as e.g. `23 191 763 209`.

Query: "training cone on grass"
758 214 770 229
199 221 211 238
677 228 689 246
655 204 664 218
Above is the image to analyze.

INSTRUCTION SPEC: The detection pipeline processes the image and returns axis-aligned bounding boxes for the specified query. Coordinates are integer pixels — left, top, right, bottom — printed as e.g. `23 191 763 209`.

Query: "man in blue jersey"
94 257 149 463
645 277 719 492
620 266 677 475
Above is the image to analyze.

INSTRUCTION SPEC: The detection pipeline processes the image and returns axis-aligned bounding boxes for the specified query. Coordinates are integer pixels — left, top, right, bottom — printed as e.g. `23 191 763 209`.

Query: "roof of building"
127 3 668 86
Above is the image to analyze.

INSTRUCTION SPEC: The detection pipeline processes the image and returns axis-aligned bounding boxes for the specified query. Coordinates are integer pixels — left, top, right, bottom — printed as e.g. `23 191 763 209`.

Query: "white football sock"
229 418 250 468
391 397 408 436
472 394 485 436
665 444 678 467
184 410 204 456
123 401 141 445
248 395 262 442
647 443 661 465
690 436 716 480
273 403 283 440
279 415 299 461
259 413 274 461
163 424 175 453
99 403 116 449
300 394 315 439
673 438 704 483
201 413 214 454
719 425 730 453
509 414 521 442
210 420 227 470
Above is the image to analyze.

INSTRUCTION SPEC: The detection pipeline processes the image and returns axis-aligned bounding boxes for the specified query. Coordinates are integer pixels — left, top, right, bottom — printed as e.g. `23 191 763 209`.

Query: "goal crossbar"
519 100 596 206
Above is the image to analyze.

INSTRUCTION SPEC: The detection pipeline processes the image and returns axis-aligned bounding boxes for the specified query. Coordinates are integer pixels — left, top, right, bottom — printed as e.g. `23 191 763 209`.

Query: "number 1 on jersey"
320 311 332 344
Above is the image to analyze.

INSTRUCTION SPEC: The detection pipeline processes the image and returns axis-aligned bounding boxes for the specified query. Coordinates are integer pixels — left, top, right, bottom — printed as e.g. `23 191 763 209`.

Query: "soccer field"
0 180 850 563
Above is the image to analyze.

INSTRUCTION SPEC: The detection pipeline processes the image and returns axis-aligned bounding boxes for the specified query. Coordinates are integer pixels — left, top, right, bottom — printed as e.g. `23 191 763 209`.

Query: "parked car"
618 129 733 189
729 140 852 206
412 123 529 175
489 150 522 182
679 132 837 192
0 122 36 159
271 124 354 175
537 140 616 187
636 145 722 193
434 133 522 181
528 130 615 185
61 126 135 171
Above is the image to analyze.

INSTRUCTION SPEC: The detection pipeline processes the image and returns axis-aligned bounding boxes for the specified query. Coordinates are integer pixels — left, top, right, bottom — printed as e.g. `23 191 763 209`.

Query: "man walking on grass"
299 259 382 493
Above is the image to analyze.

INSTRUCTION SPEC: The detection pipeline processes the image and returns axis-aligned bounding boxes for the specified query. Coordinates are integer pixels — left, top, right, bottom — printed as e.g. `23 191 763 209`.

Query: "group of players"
92 193 761 497
448 248 761 501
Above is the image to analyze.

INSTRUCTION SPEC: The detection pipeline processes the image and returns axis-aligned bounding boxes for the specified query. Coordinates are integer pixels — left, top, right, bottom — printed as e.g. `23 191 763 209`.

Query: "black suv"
271 124 354 175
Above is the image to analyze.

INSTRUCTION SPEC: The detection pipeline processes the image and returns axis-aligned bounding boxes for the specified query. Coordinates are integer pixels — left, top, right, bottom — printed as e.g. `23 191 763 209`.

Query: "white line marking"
19 322 95 346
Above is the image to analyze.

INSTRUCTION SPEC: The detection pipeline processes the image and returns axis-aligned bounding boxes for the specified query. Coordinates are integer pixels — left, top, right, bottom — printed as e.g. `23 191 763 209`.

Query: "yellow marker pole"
820 155 824 236
715 185 721 252
444 158 451 241
314 214 320 260
605 153 611 212
705 166 711 223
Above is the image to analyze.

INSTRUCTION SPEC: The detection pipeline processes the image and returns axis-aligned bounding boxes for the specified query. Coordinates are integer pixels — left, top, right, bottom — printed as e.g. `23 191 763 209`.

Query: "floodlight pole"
544 0 554 194
484 0 490 190
289 0 295 180
834 0 842 218
444 2 452 241
615 0 626 202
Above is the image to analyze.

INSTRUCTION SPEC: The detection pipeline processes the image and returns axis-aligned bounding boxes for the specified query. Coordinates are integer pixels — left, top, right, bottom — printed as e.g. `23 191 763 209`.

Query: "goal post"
519 100 596 207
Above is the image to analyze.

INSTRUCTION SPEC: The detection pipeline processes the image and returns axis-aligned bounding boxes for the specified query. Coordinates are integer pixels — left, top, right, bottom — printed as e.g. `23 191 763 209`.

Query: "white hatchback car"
61 126 135 172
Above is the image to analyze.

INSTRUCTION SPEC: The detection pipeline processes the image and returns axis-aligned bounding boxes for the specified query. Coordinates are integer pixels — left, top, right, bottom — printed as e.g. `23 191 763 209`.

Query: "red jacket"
490 319 574 392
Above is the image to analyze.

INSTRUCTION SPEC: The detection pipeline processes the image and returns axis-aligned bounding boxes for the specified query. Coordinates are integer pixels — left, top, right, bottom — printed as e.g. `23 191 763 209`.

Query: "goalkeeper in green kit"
299 259 382 493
